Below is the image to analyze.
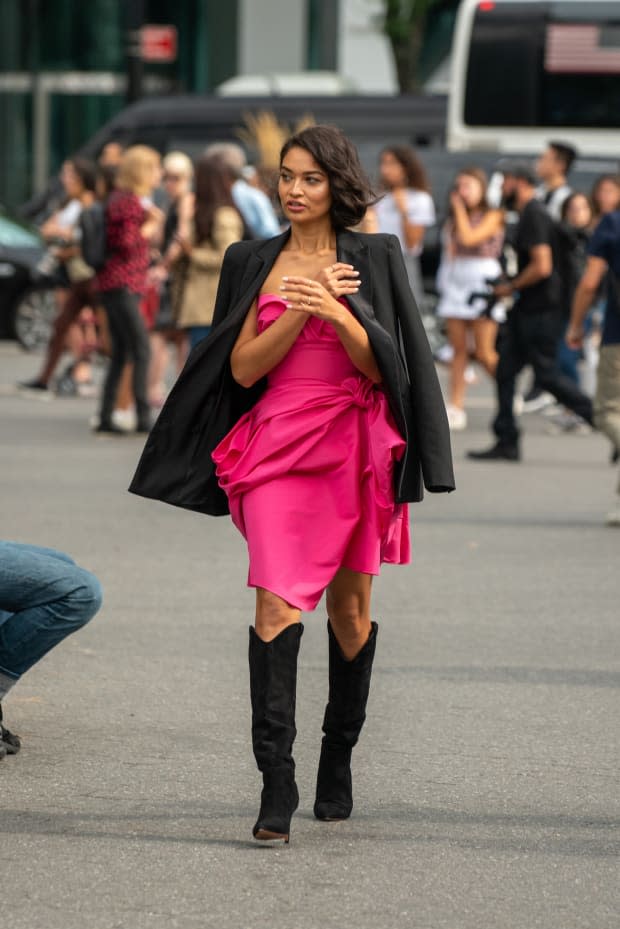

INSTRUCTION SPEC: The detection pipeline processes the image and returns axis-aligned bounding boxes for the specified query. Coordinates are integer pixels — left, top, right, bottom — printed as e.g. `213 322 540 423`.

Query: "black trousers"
99 288 150 427
493 307 593 446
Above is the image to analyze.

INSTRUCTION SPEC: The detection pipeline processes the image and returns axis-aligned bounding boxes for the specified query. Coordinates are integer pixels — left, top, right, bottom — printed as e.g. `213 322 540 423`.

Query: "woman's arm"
451 197 504 247
230 299 308 388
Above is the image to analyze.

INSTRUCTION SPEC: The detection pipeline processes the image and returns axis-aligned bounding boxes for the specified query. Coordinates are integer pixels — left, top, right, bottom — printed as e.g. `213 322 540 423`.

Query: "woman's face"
379 151 406 189
595 179 620 215
278 146 331 225
163 165 191 201
455 173 484 209
149 157 162 192
61 161 82 198
565 194 592 230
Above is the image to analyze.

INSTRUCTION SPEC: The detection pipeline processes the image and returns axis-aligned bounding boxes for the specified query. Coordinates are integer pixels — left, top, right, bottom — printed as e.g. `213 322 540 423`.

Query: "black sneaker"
0 704 21 755
17 378 49 394
467 442 520 461
94 423 128 435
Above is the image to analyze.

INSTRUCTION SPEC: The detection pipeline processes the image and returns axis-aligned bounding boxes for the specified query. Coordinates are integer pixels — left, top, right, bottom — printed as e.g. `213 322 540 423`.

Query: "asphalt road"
1 341 618 929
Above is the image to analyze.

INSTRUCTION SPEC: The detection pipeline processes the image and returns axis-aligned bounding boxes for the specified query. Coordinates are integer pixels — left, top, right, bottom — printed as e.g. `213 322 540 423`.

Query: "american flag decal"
545 24 620 74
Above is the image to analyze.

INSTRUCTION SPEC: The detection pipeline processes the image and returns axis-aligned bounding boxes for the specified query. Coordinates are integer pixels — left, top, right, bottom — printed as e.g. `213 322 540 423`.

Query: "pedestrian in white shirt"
369 145 436 302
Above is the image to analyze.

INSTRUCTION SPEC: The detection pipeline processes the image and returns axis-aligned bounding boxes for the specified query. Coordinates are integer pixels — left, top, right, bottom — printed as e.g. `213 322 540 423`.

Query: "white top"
374 190 436 256
54 198 83 230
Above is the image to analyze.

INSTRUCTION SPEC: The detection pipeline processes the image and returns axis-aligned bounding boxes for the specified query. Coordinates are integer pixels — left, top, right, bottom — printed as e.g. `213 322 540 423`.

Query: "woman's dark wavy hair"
69 157 98 194
193 154 240 243
381 145 430 193
279 125 376 230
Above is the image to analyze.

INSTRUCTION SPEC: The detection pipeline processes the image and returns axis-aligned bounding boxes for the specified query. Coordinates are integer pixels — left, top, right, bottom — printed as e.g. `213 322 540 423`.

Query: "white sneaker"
112 408 137 432
446 404 467 431
521 389 555 413
605 499 620 527
464 365 478 385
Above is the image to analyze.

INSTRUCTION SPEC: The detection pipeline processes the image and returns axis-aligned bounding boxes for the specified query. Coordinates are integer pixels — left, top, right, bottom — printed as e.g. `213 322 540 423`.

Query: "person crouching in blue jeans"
0 541 102 758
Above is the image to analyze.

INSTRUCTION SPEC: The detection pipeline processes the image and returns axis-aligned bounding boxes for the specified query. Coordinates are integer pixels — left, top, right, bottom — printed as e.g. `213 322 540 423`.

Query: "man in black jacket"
468 163 593 461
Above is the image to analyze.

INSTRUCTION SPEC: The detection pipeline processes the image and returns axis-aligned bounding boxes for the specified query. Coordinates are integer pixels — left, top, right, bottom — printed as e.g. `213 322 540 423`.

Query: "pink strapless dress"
212 294 411 610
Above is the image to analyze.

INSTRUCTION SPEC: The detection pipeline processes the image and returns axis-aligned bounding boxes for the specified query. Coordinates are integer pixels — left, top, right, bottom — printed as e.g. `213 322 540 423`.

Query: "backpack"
79 201 107 271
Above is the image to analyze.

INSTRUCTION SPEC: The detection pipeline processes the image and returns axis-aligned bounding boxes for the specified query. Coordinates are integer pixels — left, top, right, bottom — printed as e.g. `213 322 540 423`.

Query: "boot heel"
254 828 290 843
253 775 299 843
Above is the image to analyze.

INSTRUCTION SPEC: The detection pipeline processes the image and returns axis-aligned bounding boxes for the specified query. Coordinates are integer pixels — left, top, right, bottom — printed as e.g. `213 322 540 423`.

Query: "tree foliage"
382 0 443 93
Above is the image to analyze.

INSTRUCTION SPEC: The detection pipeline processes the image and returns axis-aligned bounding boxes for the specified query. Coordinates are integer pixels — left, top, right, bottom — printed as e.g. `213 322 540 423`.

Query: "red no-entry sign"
140 25 178 63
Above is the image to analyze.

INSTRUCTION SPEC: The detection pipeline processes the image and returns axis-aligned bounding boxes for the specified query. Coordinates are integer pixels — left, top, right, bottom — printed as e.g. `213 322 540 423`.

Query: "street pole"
126 0 145 104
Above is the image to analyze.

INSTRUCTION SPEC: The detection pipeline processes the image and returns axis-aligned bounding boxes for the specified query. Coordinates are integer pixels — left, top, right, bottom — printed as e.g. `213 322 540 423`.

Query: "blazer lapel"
234 230 291 306
337 230 375 322
224 229 291 326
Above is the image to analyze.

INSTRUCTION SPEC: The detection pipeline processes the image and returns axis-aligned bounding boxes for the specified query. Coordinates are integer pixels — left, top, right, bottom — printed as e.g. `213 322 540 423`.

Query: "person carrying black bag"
468 163 593 461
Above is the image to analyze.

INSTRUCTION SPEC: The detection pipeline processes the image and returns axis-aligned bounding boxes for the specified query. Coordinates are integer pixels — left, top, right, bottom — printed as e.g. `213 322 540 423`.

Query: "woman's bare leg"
168 329 189 374
326 567 373 659
254 588 301 641
446 318 469 409
472 317 499 378
115 363 134 412
148 332 169 406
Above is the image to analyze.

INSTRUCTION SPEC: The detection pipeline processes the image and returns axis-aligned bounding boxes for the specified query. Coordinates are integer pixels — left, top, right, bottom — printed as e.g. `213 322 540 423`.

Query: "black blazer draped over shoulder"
129 229 455 514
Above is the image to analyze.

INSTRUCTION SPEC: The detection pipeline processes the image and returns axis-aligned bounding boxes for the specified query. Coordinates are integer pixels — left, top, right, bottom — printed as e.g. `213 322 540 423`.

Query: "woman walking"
130 126 454 843
95 145 162 434
370 144 436 301
175 155 245 351
436 167 505 430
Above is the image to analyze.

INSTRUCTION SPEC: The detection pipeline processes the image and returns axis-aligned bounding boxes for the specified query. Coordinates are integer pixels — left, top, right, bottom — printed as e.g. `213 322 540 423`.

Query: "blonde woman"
436 167 505 430
147 151 194 405
176 154 245 350
95 145 163 434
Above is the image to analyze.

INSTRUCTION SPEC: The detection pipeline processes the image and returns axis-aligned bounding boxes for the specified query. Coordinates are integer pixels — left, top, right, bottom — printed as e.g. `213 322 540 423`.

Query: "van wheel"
11 287 58 351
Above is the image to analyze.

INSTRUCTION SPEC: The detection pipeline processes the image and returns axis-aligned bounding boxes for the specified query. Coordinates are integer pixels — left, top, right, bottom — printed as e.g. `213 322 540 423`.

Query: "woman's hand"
279 274 355 323
315 262 360 299
450 190 464 211
280 272 381 383
565 323 584 350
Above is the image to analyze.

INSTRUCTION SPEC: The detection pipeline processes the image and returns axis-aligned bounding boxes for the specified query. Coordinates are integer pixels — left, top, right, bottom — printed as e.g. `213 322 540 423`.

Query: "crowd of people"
13 135 620 525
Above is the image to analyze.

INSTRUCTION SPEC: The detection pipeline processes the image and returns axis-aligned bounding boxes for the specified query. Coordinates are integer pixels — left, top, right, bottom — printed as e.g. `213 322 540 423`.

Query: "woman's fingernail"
282 276 288 281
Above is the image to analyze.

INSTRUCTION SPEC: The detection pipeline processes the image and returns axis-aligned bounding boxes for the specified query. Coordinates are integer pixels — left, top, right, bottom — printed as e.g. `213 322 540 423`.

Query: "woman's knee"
326 591 367 633
254 590 300 641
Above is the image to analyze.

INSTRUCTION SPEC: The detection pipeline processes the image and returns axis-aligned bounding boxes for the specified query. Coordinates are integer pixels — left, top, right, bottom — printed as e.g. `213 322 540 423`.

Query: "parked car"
0 208 57 349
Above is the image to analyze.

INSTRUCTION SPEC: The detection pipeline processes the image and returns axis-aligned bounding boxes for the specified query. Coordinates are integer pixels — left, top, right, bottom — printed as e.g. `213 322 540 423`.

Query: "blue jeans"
0 541 102 697
188 325 211 351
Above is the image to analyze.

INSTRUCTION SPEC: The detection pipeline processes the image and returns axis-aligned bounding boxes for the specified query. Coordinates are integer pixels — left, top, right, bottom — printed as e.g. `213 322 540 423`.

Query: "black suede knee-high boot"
314 620 378 822
249 622 303 842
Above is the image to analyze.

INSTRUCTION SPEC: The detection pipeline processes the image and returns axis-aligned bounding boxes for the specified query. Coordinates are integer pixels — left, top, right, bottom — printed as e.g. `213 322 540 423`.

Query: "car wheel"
11 287 57 350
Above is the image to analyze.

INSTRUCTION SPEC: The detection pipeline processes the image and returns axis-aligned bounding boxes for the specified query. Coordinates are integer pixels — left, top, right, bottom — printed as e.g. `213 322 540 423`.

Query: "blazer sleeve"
387 235 455 493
